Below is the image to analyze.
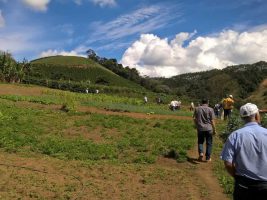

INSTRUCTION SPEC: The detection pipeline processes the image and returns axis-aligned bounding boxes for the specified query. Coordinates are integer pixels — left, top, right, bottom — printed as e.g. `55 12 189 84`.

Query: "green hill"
151 61 267 105
246 79 267 109
28 56 145 93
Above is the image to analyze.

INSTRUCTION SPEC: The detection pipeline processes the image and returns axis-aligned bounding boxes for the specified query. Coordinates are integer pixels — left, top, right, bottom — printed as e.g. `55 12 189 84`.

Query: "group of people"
193 98 267 199
213 94 235 120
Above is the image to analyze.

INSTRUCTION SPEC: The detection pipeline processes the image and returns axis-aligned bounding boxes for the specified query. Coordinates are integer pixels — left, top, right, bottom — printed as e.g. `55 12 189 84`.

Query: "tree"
0 51 31 83
86 49 99 62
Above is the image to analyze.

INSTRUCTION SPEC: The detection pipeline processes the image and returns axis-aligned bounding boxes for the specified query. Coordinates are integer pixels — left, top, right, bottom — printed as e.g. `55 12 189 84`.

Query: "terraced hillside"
28 56 144 92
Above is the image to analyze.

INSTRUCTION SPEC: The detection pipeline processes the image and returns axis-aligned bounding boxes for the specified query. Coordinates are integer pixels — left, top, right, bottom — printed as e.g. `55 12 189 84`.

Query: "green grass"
0 98 195 163
0 90 193 116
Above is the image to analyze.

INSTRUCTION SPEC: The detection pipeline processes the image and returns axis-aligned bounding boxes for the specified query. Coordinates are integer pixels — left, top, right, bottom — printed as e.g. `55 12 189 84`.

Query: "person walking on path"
221 103 267 200
222 94 234 120
193 99 217 162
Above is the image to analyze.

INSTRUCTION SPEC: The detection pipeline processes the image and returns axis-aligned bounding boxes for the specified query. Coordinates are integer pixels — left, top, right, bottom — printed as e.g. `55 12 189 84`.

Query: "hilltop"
28 55 145 94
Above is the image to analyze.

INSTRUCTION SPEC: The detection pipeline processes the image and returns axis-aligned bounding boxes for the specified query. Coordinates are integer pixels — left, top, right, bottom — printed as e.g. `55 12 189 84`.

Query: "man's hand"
213 130 217 135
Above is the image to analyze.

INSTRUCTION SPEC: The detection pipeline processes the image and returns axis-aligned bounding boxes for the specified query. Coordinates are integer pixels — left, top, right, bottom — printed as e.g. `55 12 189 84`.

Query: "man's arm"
224 161 235 177
211 119 217 135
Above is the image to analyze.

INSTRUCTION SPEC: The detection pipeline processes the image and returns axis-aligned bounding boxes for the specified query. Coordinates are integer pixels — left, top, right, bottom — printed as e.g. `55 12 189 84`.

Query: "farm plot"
0 84 229 199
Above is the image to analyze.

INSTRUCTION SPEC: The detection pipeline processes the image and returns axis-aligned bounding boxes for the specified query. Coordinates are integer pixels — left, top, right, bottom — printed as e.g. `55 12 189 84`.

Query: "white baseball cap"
240 103 259 117
229 95 233 98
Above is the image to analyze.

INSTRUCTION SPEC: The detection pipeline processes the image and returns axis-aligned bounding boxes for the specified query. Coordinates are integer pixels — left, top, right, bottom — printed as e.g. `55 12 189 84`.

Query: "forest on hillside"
155 61 267 103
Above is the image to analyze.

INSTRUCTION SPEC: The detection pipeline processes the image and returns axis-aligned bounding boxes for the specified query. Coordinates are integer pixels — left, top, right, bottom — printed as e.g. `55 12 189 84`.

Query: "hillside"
28 56 144 92
246 79 267 108
152 61 267 105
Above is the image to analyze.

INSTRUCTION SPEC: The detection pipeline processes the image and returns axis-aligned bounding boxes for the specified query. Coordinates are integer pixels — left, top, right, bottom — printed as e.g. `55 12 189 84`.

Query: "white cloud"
91 0 116 7
88 4 181 43
39 49 86 58
121 28 267 77
0 10 5 28
22 0 51 11
73 0 116 7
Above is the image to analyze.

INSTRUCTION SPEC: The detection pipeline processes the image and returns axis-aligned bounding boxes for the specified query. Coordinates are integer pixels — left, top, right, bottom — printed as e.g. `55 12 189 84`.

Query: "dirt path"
186 143 229 200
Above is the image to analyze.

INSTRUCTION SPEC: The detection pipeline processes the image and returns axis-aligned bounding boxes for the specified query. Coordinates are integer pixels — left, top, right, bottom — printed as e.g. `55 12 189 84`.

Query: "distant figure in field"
95 89 99 94
144 96 148 104
169 100 181 111
222 94 234 120
221 103 267 200
193 99 217 162
156 97 162 104
214 103 221 118
190 102 195 111
85 88 89 94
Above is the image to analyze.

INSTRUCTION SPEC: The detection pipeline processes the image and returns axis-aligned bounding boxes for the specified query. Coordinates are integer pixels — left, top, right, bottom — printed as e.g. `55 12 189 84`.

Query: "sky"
0 0 267 77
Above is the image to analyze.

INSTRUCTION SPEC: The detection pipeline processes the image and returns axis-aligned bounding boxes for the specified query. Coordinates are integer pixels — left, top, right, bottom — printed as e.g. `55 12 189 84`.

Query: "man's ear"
255 112 261 124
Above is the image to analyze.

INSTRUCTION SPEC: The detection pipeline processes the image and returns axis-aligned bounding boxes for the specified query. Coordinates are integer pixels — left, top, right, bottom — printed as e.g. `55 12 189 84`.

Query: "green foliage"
261 113 267 128
0 51 31 83
220 112 243 142
221 111 267 142
60 95 77 112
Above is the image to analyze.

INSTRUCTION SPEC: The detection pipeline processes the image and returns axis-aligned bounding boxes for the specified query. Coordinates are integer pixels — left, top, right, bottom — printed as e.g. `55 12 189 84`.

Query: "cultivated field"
0 84 230 200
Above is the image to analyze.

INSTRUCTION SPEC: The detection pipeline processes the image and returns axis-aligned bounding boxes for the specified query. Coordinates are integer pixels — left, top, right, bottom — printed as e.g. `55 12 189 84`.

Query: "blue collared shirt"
221 122 267 181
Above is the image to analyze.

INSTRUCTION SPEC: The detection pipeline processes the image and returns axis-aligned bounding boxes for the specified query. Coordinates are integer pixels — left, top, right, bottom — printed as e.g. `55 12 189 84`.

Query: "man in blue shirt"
221 103 267 200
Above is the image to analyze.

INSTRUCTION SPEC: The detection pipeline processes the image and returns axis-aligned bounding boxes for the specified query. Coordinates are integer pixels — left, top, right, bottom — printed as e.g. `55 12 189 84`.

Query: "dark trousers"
197 130 213 159
224 109 232 120
234 175 267 200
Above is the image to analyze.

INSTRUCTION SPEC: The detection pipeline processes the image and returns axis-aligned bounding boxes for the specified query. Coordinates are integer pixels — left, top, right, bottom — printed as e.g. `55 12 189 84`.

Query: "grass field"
0 84 231 199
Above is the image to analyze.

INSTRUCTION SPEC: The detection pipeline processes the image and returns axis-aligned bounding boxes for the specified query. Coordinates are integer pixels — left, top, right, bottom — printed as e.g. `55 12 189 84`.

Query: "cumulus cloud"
121 28 267 77
0 10 5 28
40 49 86 58
22 0 51 11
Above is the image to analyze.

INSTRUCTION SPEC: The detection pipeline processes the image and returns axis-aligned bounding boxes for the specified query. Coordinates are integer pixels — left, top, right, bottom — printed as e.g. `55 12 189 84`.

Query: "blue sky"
0 0 267 77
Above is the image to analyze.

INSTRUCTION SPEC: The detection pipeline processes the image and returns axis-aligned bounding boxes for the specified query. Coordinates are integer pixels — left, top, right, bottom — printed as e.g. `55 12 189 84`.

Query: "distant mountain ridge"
151 61 267 105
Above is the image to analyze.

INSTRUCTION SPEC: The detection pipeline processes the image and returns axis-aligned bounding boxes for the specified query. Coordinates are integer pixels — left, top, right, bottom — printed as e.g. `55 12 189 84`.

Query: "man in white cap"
221 103 267 200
